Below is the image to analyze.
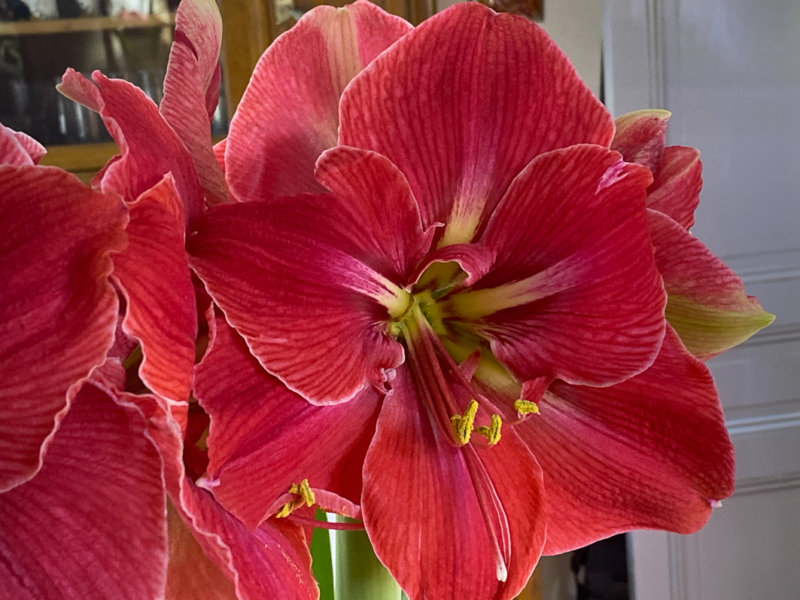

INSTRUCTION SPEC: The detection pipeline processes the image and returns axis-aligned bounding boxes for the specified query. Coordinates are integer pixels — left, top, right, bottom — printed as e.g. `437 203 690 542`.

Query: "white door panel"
604 1 800 598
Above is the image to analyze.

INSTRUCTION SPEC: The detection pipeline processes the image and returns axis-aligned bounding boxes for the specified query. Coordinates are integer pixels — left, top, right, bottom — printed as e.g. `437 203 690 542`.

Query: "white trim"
602 0 665 115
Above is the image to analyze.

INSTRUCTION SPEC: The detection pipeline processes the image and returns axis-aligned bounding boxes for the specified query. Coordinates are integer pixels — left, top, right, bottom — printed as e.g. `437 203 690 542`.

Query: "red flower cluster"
0 1 772 599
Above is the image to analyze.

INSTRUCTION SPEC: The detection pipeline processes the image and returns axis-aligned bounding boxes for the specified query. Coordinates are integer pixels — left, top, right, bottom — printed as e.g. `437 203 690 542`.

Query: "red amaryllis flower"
0 125 171 597
0 124 127 493
188 4 737 598
3 0 334 595
611 109 774 358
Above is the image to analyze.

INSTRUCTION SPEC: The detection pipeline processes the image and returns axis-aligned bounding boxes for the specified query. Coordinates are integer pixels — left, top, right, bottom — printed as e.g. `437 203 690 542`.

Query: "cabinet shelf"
0 14 175 37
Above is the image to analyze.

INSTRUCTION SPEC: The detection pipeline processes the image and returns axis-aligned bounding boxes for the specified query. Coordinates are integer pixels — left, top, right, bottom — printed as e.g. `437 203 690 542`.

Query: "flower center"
387 267 509 448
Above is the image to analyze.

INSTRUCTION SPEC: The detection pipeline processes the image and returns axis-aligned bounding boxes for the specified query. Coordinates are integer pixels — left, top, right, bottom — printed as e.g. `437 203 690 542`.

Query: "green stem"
331 520 404 600
309 512 334 600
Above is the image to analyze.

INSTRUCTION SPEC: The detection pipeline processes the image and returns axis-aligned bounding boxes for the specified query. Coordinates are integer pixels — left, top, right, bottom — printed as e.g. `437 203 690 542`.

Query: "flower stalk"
332 519 404 600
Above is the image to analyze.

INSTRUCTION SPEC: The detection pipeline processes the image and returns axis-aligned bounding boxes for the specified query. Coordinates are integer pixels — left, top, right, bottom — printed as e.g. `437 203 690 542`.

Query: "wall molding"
734 472 800 496
666 534 688 600
739 323 800 347
718 247 800 277
727 410 800 436
645 0 666 108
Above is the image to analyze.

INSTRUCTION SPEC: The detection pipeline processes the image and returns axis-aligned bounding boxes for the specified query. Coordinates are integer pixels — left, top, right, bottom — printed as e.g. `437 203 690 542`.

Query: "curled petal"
122 387 320 600
340 2 613 236
0 166 126 491
647 146 702 229
225 0 411 201
179 482 319 600
611 109 670 173
188 197 406 404
112 175 197 402
454 145 665 386
194 312 381 527
0 383 167 599
409 242 496 291
161 0 229 204
58 69 204 222
649 210 774 358
517 328 735 553
1 123 45 166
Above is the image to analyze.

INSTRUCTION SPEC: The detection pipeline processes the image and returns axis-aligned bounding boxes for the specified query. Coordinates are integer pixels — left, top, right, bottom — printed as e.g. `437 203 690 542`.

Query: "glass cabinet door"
0 1 195 145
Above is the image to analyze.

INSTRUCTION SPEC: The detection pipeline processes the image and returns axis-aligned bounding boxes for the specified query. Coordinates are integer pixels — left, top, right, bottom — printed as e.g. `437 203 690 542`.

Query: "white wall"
606 1 800 597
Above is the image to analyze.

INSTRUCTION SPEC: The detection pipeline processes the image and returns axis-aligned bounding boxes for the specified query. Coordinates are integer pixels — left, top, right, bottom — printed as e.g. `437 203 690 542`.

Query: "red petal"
58 69 204 222
1 123 45 166
188 198 406 404
454 145 665 386
213 138 227 174
161 0 229 205
647 146 702 229
363 369 546 599
194 312 381 527
408 242 496 290
517 328 735 554
610 111 702 230
315 145 431 282
127 387 319 600
339 2 613 236
177 481 319 600
611 109 670 173
0 382 167 599
649 210 774 358
112 175 198 402
166 501 237 599
225 0 411 201
0 166 126 491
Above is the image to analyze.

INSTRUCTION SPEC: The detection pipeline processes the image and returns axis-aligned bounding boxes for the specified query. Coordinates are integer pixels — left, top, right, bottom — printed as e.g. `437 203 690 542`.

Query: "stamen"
276 479 315 518
289 479 316 507
450 399 479 445
476 414 503 446
514 399 540 415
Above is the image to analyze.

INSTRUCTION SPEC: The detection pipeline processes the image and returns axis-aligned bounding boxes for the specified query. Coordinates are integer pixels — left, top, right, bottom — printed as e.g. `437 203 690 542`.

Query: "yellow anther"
476 414 503 446
289 479 315 507
514 399 540 415
450 400 479 445
276 479 315 518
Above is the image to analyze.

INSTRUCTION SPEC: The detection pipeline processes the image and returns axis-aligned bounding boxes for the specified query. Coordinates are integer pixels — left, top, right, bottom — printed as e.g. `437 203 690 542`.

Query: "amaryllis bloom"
611 109 774 358
0 124 127 493
1 0 328 596
188 4 739 599
0 125 169 597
